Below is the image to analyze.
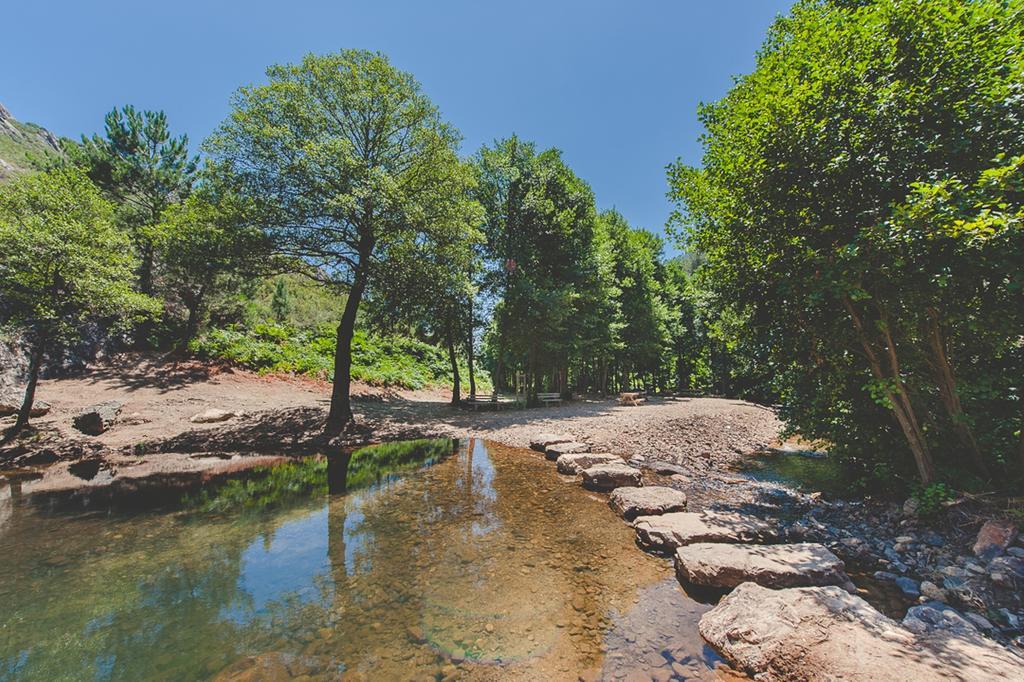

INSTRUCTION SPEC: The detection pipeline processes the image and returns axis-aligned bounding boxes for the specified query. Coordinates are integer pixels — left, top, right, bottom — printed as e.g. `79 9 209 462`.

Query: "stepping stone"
634 510 778 553
609 486 687 521
556 452 619 475
699 583 1023 681
544 441 588 461
675 542 849 589
529 433 574 452
581 462 642 492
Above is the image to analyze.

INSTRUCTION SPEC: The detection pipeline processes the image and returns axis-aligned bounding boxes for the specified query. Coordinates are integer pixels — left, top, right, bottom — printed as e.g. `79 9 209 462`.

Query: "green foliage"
190 323 490 392
669 0 1024 486
912 483 955 517
0 167 159 344
0 111 65 179
72 105 198 296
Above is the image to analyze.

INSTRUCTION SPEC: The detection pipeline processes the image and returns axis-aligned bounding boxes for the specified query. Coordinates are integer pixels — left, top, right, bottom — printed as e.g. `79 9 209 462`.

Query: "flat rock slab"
581 462 642 492
529 433 574 452
675 542 848 589
634 510 779 552
190 408 236 424
556 452 619 475
609 486 688 521
544 441 589 461
700 582 1024 681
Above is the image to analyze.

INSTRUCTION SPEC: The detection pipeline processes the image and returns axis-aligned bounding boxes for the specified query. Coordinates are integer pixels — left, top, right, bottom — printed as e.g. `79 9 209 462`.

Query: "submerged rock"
529 433 574 452
973 520 1018 562
544 441 589 461
634 510 779 553
700 583 1024 681
73 400 124 435
556 452 619 475
609 486 687 521
581 462 642 491
675 542 848 589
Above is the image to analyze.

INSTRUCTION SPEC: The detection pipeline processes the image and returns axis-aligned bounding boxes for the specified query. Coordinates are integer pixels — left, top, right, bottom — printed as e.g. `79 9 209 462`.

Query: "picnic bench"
619 391 646 406
537 392 563 406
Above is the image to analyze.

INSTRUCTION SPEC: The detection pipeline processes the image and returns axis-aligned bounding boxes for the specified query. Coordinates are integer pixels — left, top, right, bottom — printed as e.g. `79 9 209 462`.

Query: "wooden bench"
537 392 563 406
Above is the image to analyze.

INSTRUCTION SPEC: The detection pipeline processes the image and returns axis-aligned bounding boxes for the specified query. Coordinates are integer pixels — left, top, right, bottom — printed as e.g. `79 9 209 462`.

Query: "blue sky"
2 1 791 246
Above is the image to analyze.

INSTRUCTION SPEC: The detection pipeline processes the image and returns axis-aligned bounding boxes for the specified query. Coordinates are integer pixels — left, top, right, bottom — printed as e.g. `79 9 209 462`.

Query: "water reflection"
0 439 727 681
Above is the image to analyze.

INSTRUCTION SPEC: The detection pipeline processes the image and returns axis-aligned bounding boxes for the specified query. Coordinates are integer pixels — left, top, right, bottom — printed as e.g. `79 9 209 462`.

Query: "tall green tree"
157 182 270 343
205 50 477 437
75 106 197 297
0 168 158 436
473 137 599 402
670 0 1024 485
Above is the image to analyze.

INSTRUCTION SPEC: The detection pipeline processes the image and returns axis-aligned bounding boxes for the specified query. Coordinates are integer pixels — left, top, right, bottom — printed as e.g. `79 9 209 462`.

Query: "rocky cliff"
0 102 63 181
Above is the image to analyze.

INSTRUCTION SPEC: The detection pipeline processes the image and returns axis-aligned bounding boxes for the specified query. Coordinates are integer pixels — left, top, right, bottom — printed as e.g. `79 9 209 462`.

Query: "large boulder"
634 510 779 553
581 462 642 492
609 486 687 521
529 433 574 452
700 583 1024 681
544 441 589 461
675 542 849 590
973 520 1018 562
73 400 124 435
556 452 619 475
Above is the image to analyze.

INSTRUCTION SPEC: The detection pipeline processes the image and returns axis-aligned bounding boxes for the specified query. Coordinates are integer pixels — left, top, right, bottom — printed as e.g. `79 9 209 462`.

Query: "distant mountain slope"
0 102 63 181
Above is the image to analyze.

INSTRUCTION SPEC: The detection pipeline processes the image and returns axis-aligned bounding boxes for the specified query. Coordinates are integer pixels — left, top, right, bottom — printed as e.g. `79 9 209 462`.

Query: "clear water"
740 448 850 499
0 439 730 681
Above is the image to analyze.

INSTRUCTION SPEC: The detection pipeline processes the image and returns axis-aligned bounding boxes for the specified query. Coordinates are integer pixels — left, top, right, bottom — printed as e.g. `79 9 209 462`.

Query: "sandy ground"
2 355 782 498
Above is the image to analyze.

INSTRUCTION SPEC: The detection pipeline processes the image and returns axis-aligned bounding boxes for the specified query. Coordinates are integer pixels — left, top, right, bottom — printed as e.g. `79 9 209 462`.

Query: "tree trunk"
8 333 46 438
466 328 476 399
326 265 369 440
924 311 989 478
843 296 935 484
447 332 461 405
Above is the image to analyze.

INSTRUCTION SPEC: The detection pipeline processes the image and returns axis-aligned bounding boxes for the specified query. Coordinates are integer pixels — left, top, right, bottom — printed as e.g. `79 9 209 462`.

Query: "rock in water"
973 520 1018 562
609 486 687 521
190 408 236 424
544 441 589 461
73 400 124 435
634 510 779 553
529 433 574 452
581 462 642 491
700 583 1024 681
675 542 848 589
556 452 619 475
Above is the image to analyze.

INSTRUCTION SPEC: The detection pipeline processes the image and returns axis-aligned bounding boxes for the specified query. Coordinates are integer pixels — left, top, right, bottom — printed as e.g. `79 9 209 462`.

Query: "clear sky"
2 1 791 247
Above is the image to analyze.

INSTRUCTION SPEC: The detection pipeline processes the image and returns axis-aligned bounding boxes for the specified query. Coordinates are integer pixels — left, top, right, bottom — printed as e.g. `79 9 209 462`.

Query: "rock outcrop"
675 542 849 589
700 582 1024 681
581 462 642 491
609 486 687 521
190 408 237 424
555 452 619 475
634 510 778 553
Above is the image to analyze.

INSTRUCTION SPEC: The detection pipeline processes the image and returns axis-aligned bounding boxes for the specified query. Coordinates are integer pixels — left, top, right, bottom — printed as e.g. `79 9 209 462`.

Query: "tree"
75 106 198 297
205 50 477 437
473 137 599 402
669 0 1024 485
157 182 270 344
0 168 158 437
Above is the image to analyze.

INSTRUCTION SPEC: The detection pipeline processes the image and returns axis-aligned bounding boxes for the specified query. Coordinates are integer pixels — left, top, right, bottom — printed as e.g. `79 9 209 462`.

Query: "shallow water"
0 439 731 681
740 448 850 499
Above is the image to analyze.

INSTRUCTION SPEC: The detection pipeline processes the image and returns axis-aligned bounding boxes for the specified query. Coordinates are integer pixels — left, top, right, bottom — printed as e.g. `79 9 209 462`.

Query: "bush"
190 322 491 392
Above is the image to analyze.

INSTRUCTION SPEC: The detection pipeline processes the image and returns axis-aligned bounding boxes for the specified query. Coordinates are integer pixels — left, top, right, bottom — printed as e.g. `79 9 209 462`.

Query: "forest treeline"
1 0 1022 492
